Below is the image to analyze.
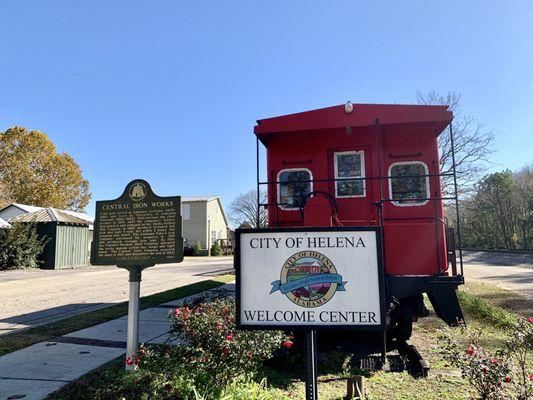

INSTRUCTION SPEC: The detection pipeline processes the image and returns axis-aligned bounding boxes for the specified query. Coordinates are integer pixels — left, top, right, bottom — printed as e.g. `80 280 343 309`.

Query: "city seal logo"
129 181 147 202
270 251 347 308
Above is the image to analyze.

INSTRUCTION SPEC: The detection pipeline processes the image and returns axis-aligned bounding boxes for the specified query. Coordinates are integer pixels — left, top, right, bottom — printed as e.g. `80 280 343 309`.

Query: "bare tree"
228 190 268 228
416 91 495 197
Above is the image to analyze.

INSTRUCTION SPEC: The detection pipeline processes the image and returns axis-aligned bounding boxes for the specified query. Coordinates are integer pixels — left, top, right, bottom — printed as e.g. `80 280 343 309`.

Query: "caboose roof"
254 103 452 145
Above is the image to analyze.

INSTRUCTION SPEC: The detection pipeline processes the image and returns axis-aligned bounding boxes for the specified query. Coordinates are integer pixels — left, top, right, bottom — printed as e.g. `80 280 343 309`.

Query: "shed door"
328 147 377 225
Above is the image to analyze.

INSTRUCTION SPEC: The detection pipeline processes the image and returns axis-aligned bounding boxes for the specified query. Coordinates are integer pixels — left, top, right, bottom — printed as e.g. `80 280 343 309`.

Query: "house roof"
10 208 90 225
0 203 94 224
182 196 219 202
9 203 44 214
0 217 11 228
254 103 453 144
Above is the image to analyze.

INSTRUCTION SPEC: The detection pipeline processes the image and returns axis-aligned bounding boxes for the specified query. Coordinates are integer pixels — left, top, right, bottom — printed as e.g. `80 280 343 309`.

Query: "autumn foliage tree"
0 126 90 211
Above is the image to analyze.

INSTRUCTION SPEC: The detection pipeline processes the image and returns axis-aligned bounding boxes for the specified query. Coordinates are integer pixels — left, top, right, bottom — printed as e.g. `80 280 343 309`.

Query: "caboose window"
277 168 312 210
334 151 365 198
389 162 430 206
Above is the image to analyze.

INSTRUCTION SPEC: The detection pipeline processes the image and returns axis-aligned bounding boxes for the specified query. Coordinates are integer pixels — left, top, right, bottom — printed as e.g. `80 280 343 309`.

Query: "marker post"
122 265 150 372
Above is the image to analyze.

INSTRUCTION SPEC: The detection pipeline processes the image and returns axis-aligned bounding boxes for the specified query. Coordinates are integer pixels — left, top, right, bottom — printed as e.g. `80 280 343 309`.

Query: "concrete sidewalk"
0 283 235 400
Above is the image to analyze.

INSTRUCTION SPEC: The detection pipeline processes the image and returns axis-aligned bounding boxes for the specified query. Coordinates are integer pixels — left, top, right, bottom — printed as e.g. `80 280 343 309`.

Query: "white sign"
237 228 384 329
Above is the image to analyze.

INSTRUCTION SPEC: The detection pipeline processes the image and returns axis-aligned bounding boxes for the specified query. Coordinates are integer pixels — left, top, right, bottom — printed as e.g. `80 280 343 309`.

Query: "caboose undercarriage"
253 103 466 342
387 275 464 340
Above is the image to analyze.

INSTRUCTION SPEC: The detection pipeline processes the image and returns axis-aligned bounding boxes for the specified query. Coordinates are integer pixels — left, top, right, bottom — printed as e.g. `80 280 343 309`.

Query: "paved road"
462 251 532 299
0 257 234 336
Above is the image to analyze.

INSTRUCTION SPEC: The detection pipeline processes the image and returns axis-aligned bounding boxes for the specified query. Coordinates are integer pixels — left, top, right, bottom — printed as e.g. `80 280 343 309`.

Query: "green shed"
12 208 90 269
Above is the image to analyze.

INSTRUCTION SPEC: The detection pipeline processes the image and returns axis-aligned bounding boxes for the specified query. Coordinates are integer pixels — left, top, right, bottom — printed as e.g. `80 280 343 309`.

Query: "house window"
182 204 190 220
389 162 430 206
334 151 365 198
277 168 312 210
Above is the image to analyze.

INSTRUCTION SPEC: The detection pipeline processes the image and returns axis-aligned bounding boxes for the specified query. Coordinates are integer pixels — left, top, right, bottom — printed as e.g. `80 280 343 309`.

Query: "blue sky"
1 1 532 216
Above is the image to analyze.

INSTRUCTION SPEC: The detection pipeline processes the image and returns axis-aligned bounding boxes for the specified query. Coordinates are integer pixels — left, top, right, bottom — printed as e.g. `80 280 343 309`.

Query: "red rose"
222 306 229 314
134 357 139 366
482 366 488 374
247 351 253 359
125 357 133 366
282 340 293 349
504 376 511 383
222 346 231 356
174 308 181 315
490 358 499 365
466 346 476 356
529 373 533 381
528 316 533 323
225 334 234 341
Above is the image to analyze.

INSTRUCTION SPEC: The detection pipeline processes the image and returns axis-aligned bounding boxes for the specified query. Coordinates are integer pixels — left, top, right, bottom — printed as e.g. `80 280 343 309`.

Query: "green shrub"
167 297 292 388
210 241 222 256
0 222 47 271
193 240 202 256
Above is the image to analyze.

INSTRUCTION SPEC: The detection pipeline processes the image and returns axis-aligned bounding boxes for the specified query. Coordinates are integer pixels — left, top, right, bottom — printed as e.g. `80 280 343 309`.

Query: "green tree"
460 168 532 249
0 126 90 211
515 164 533 249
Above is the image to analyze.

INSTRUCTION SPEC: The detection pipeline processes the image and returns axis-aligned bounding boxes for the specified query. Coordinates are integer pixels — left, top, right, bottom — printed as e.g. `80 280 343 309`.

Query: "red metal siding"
261 104 451 278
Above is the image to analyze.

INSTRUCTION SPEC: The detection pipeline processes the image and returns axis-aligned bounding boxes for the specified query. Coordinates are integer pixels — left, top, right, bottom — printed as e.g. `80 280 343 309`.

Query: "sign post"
304 330 318 400
235 227 385 399
91 179 183 371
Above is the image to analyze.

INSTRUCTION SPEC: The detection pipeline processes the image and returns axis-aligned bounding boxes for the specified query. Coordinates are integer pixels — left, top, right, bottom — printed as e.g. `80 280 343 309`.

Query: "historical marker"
91 179 184 372
91 179 183 266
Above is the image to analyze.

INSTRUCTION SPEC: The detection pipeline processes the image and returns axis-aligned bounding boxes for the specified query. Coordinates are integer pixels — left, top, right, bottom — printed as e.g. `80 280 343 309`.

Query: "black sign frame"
235 226 386 331
91 179 184 267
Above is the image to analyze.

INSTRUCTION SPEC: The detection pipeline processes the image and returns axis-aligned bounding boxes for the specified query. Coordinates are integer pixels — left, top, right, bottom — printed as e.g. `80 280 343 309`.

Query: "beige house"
182 196 229 253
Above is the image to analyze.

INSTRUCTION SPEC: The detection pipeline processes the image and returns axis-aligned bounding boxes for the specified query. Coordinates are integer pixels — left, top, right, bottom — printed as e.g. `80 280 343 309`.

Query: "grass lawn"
46 280 531 400
0 274 234 357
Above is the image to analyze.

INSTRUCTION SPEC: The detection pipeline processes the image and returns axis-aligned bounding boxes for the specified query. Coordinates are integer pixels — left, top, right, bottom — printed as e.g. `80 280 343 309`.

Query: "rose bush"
441 316 532 400
503 316 533 400
442 335 511 400
166 297 292 387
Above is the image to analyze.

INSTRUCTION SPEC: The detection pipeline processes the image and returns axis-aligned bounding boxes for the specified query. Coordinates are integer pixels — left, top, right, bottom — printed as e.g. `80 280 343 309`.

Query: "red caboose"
254 103 464 339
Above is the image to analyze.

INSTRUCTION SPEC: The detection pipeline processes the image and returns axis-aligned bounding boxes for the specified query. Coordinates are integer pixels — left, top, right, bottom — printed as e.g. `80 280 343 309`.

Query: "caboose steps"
386 275 464 299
